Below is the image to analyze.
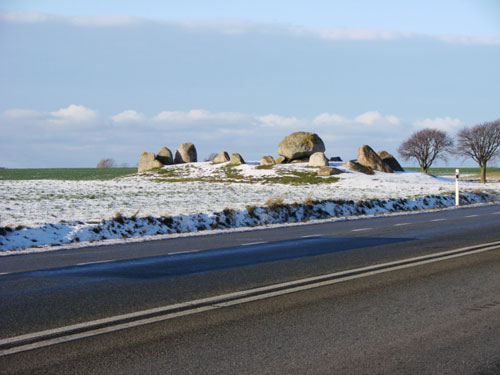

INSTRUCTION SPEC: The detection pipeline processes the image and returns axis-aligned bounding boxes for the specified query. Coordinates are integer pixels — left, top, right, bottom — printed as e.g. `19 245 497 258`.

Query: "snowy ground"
1 161 499 253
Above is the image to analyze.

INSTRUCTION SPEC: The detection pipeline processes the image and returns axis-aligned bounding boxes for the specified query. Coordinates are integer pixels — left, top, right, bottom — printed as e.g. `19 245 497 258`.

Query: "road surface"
1 204 499 374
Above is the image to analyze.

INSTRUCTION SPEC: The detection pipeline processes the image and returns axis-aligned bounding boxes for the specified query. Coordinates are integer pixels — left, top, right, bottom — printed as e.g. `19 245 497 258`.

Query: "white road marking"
76 260 114 266
351 228 372 232
494 212 500 215
300 234 322 238
465 215 479 218
0 272 10 276
394 223 410 226
2 240 500 357
241 241 268 246
431 218 446 222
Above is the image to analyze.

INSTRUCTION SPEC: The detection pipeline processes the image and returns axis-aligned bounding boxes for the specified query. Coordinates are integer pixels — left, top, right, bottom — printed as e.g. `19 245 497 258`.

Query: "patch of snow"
1 163 499 253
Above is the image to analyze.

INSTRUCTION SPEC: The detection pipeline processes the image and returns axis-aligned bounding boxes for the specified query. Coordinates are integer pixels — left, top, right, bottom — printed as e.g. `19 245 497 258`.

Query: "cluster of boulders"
138 144 248 172
273 131 403 175
341 145 404 174
137 131 404 175
212 151 246 165
138 143 197 172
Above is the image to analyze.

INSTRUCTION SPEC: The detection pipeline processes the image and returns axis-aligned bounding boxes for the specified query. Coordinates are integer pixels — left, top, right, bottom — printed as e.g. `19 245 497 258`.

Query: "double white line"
2 240 500 357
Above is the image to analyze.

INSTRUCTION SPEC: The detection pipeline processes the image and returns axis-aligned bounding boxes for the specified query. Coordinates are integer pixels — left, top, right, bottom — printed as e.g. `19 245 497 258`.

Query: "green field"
405 167 500 176
0 168 137 180
1 167 499 181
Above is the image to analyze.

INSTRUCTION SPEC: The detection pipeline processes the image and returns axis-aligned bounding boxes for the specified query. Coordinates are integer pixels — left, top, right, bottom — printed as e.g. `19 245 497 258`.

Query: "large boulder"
277 132 325 161
156 147 173 165
260 155 276 166
308 152 329 167
213 151 230 164
138 152 163 172
342 160 374 175
357 145 393 173
378 150 404 172
174 143 197 164
229 153 245 165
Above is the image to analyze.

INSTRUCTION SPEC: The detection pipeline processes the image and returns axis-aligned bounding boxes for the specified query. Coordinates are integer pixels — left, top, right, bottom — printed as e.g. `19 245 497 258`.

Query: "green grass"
0 168 137 180
262 171 339 185
405 167 500 176
153 166 339 185
222 165 244 180
157 168 179 177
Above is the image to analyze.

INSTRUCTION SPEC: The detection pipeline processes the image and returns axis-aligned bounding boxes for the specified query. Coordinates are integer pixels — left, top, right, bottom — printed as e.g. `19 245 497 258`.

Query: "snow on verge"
1 191 497 253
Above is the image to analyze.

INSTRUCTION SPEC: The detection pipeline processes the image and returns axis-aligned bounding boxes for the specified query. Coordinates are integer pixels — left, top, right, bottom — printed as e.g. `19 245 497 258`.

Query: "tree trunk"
480 163 487 183
420 163 428 174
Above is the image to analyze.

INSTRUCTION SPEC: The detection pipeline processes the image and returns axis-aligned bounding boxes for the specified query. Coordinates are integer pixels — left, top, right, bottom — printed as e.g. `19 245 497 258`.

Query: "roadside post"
455 169 460 206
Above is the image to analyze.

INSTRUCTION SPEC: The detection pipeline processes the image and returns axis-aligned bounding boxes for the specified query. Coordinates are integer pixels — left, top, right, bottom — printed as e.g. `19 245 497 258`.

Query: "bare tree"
455 120 500 183
97 158 117 168
398 128 454 174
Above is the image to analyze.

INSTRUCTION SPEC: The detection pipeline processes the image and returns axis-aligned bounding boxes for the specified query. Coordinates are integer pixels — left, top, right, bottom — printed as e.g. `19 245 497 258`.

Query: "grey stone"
229 153 245 165
138 152 163 172
341 160 374 175
213 151 230 164
260 155 276 166
378 150 404 172
308 152 329 167
357 145 393 173
317 166 343 176
277 132 325 161
174 143 197 164
156 147 173 165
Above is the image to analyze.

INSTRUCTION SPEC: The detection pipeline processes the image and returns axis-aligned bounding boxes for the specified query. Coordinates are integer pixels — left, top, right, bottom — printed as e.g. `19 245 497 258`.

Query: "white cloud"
385 115 400 125
111 110 145 123
219 128 254 136
257 114 303 128
313 112 400 128
3 104 464 166
313 113 346 125
153 109 247 123
70 15 142 27
315 28 412 41
413 116 461 132
177 20 262 36
354 111 383 125
3 109 41 119
2 11 499 45
2 105 98 129
154 110 186 122
0 11 140 27
49 104 97 125
0 11 49 23
436 34 500 46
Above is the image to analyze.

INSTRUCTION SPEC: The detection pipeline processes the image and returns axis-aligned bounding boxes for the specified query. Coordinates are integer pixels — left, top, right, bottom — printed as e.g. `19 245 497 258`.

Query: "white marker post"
455 168 460 206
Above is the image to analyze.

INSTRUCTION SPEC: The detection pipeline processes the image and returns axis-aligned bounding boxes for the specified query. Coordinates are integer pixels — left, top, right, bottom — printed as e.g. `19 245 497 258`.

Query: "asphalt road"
1 204 499 374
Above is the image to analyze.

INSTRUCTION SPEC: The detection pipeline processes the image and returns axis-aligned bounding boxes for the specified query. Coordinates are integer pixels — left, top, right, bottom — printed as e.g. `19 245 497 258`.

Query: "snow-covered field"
1 161 499 253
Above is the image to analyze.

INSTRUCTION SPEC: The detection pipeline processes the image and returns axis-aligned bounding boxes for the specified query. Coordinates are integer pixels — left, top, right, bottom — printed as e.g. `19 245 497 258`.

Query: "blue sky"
1 1 499 167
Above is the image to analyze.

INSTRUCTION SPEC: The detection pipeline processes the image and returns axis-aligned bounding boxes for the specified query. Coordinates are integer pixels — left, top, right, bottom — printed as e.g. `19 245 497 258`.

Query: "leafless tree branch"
455 119 500 183
398 128 454 174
